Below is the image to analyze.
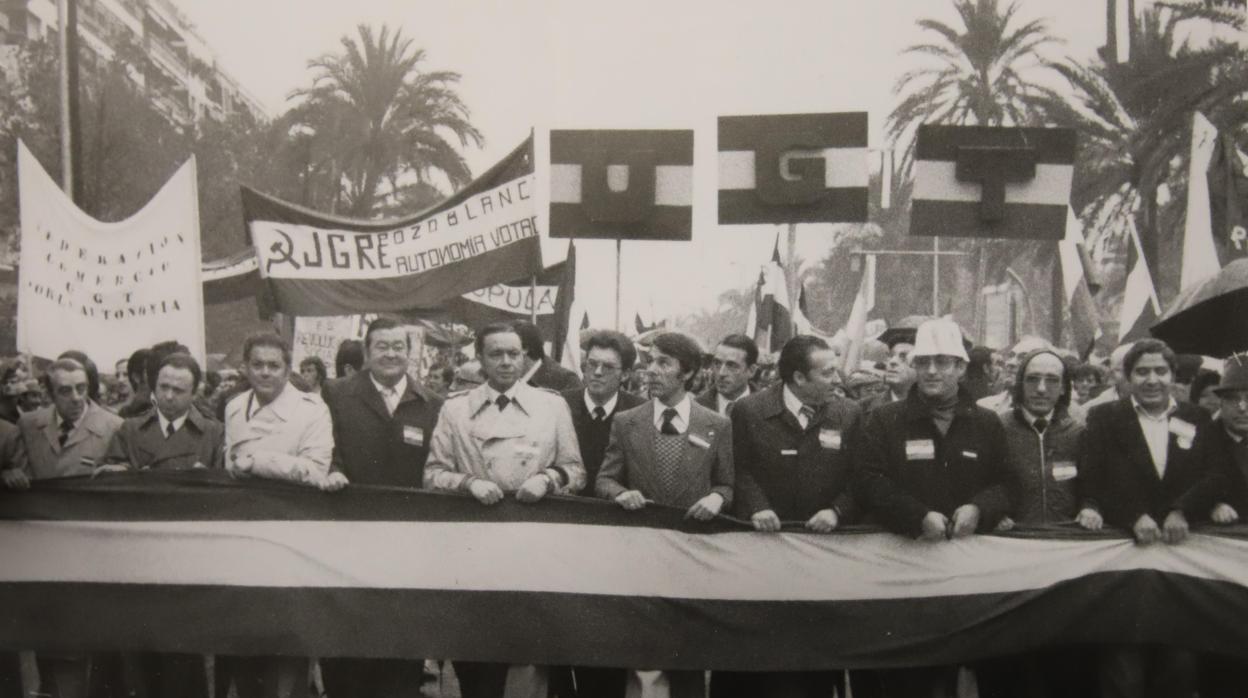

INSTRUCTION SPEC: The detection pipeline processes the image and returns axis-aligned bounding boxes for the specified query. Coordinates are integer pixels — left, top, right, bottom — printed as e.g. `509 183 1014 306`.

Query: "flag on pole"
1208 125 1248 266
1117 218 1162 342
751 237 794 353
1181 112 1223 291
552 242 578 371
1060 209 1103 356
840 254 876 373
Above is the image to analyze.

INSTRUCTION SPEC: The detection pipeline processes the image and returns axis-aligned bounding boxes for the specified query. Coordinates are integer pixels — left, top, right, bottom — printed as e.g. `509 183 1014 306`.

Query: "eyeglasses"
911 356 960 371
583 359 621 375
1222 393 1248 409
1023 375 1062 387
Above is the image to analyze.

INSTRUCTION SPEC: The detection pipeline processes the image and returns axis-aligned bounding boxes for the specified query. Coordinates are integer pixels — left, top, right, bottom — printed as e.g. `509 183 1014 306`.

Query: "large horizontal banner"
243 138 543 316
15 141 206 366
2 472 1247 668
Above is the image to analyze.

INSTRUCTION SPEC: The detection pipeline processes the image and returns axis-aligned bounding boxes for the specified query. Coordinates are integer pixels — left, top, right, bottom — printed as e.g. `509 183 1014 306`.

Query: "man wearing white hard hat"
854 318 1016 697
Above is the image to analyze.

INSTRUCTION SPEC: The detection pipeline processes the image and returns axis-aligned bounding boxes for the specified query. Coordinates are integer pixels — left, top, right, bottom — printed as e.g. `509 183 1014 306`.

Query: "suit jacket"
853 387 1014 538
104 406 225 470
1083 397 1226 528
0 419 26 474
18 402 124 480
529 357 582 392
322 371 443 487
1181 417 1248 519
694 390 718 412
561 388 646 496
731 384 861 522
596 399 734 510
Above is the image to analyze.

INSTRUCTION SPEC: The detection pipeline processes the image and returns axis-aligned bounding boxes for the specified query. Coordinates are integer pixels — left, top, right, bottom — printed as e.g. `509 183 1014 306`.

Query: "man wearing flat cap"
853 318 1016 696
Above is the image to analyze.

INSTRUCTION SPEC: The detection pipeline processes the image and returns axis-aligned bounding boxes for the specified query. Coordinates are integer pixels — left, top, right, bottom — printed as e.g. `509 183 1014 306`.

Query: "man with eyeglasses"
562 330 645 499
855 318 1015 697
319 317 444 698
696 334 758 416
425 321 585 698
976 348 1099 698
1082 338 1224 698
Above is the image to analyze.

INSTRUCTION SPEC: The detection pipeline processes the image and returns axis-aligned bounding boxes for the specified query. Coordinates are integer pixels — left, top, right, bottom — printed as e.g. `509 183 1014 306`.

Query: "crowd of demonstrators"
5 313 1248 698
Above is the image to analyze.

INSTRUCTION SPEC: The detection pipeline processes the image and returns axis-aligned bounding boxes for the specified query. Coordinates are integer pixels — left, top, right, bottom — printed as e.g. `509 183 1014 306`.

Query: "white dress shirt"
782 385 814 429
584 390 619 419
370 373 408 415
651 394 692 434
1132 396 1178 478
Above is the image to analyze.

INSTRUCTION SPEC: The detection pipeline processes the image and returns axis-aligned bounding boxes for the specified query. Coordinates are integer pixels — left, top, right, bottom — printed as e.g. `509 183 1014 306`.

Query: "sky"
174 0 1111 329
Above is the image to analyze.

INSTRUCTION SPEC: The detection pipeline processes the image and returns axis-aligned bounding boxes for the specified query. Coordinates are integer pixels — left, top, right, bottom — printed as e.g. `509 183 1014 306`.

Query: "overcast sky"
175 0 1110 328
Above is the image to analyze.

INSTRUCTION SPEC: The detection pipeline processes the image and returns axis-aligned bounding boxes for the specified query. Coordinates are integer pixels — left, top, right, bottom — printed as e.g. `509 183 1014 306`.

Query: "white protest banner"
462 283 558 316
16 141 205 367
291 315 426 379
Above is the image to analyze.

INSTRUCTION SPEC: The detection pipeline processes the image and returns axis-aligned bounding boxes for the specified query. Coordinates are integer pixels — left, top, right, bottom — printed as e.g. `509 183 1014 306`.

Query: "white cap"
911 318 969 362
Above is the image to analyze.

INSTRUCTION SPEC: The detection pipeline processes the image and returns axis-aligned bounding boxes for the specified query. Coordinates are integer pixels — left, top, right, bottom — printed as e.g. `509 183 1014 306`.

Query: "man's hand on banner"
516 474 552 504
1212 503 1240 524
950 504 980 538
1162 510 1190 545
751 510 782 532
920 511 949 542
1076 508 1103 530
92 464 129 478
614 490 647 511
320 472 349 492
805 508 839 533
0 468 30 490
995 516 1015 532
468 478 504 506
685 493 725 521
1133 514 1162 545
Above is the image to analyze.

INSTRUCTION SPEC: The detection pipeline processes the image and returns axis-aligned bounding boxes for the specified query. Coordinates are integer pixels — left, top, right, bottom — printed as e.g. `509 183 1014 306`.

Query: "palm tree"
886 0 1064 166
1041 4 1248 301
288 24 484 217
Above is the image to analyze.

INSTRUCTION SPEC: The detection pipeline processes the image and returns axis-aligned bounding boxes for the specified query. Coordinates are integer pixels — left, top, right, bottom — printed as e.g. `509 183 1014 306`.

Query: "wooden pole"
615 238 622 332
932 237 941 316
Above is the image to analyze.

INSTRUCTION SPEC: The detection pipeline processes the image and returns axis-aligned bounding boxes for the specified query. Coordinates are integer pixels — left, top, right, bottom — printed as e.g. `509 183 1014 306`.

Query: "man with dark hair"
334 339 365 379
713 334 860 698
299 356 328 395
1082 338 1224 698
103 353 224 473
696 333 758 416
426 321 584 698
320 317 443 697
861 340 916 412
563 330 645 498
511 320 581 392
119 348 153 418
596 331 730 698
57 350 101 404
855 318 1014 697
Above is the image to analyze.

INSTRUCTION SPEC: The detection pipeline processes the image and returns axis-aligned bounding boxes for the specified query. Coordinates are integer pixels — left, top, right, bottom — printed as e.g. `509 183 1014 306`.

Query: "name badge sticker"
402 425 425 447
1169 418 1196 449
818 429 842 450
905 439 936 461
780 449 798 456
1051 461 1078 481
961 450 979 460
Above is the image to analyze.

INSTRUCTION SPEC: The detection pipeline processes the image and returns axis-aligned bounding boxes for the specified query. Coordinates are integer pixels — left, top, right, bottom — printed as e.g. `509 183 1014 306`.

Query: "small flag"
718 112 868 224
1060 209 1103 356
550 130 694 241
751 237 794 353
1118 218 1162 343
910 126 1076 240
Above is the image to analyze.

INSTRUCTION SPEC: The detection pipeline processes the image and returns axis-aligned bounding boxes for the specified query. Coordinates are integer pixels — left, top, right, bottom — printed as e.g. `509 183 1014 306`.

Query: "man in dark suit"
554 330 643 698
1083 339 1223 698
320 317 443 697
104 352 224 474
597 331 731 698
695 333 758 416
512 321 581 392
561 330 645 497
712 335 861 698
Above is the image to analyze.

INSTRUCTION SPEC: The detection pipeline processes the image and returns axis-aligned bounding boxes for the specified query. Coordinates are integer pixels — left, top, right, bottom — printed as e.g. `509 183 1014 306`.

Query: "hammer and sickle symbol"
265 229 301 274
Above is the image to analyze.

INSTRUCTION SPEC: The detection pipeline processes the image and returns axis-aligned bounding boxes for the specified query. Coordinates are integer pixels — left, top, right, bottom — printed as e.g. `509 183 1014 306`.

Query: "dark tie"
660 408 679 435
58 420 73 448
166 422 177 439
1034 418 1048 435
799 404 816 426
496 395 511 411
593 406 607 421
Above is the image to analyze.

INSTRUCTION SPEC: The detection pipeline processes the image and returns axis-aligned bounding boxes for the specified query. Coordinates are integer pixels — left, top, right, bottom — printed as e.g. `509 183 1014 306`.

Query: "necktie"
166 421 177 439
593 406 607 421
384 387 398 416
496 395 511 411
1033 417 1048 435
798 404 816 428
660 408 679 435
58 420 73 448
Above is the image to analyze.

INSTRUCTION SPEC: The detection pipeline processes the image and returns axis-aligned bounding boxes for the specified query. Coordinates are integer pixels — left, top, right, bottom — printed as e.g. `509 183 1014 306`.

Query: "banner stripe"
548 205 691 241
912 162 1073 205
717 149 868 190
718 190 868 225
913 126 1076 164
550 164 582 204
909 200 1067 240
